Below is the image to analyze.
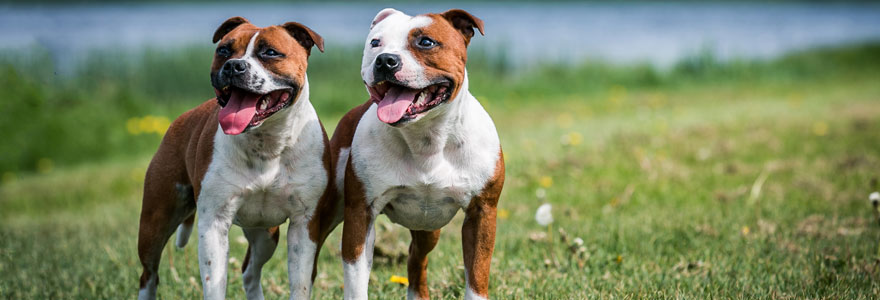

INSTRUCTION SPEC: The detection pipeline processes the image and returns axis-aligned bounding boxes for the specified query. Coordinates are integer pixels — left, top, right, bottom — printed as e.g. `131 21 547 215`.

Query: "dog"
137 17 340 300
330 8 504 300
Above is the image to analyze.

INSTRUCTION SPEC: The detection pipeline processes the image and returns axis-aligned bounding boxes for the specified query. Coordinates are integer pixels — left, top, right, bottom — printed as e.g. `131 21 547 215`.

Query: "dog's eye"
216 46 232 57
370 39 380 48
416 37 437 49
262 48 282 58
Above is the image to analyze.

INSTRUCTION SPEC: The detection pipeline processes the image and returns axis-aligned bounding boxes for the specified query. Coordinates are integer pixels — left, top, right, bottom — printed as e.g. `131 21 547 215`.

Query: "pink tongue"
376 86 418 124
218 90 261 135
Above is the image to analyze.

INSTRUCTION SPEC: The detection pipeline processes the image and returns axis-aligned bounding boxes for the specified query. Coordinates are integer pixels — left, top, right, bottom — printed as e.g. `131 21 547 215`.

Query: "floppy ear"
440 9 484 45
282 21 325 54
371 8 402 29
213 16 249 43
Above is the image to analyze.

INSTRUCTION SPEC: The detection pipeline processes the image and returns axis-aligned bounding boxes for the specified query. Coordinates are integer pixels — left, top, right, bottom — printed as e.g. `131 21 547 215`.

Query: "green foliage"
2 51 879 298
1 42 879 176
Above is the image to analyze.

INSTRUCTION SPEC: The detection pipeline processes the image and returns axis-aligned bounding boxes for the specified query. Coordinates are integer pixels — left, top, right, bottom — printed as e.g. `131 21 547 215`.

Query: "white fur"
361 10 434 88
464 288 488 300
344 76 499 298
335 147 350 199
287 218 317 299
350 75 500 230
407 288 426 300
197 35 328 299
342 10 500 299
138 276 157 300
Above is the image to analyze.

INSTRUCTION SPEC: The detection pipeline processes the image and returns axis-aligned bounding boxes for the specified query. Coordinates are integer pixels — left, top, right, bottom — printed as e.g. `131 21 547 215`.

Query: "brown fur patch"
408 229 442 299
330 100 372 157
439 9 484 44
461 149 504 297
211 23 259 72
331 101 373 263
212 16 250 44
340 152 374 263
250 26 310 87
406 13 477 103
138 99 219 289
210 21 323 104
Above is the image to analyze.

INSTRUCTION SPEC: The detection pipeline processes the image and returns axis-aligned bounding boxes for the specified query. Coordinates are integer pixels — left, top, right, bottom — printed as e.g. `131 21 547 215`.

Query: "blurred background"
2 1 879 174
2 1 880 299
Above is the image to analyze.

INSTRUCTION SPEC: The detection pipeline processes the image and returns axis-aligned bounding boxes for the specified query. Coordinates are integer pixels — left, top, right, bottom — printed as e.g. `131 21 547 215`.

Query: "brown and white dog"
137 17 340 300
330 8 504 300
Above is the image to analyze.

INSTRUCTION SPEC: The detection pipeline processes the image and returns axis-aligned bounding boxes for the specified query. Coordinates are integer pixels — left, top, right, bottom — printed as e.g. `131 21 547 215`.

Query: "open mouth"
367 80 452 125
214 86 295 135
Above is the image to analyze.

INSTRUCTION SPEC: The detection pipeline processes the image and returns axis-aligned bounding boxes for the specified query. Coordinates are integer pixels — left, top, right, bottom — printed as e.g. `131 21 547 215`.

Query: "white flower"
535 203 553 226
870 191 880 204
573 237 584 246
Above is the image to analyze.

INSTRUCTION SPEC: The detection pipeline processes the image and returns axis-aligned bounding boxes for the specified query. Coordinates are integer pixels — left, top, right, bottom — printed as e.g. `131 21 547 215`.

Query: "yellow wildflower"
139 116 156 134
154 116 171 135
568 132 582 146
498 208 510 220
539 176 553 188
389 275 409 286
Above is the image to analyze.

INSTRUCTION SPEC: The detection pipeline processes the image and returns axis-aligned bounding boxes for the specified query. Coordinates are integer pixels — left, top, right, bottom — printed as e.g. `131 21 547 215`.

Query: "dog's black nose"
224 59 248 75
374 53 401 75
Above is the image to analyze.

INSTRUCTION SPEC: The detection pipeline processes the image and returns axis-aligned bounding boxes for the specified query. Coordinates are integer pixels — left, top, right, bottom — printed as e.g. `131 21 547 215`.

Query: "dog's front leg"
198 195 240 300
341 208 376 300
461 200 496 300
287 217 317 299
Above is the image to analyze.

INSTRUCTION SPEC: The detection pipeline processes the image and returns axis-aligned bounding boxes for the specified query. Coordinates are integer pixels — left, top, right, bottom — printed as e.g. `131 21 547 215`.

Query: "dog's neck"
221 77 313 161
387 73 474 158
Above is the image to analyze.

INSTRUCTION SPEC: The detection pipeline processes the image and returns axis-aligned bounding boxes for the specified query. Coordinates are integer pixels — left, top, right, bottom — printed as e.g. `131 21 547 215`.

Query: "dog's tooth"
418 91 428 105
260 98 268 110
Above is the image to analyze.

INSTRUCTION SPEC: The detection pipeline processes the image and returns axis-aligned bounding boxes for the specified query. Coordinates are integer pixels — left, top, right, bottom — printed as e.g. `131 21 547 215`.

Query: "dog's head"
210 17 324 135
361 8 484 127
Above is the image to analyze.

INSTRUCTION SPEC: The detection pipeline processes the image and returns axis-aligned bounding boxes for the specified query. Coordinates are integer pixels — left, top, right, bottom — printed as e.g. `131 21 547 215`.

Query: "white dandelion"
535 203 553 226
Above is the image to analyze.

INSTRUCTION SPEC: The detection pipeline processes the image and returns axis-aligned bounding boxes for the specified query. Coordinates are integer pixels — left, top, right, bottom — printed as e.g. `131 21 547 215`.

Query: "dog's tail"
175 215 195 249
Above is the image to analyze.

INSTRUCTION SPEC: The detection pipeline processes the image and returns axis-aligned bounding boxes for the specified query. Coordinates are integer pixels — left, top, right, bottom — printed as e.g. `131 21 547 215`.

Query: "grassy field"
2 43 880 299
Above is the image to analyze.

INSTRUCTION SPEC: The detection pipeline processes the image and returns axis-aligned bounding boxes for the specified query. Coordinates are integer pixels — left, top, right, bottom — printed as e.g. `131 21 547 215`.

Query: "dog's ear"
440 9 484 45
371 8 402 29
282 22 324 54
213 16 249 43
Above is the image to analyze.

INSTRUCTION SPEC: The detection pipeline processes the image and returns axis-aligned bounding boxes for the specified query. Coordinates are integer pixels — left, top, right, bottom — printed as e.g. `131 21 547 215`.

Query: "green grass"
2 43 880 299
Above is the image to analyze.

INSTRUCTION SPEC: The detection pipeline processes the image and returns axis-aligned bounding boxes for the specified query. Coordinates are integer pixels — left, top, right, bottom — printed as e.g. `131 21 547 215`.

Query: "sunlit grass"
1 43 880 298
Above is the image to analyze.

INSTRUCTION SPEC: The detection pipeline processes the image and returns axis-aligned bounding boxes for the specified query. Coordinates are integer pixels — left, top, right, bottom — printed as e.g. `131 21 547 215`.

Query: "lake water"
2 2 880 67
